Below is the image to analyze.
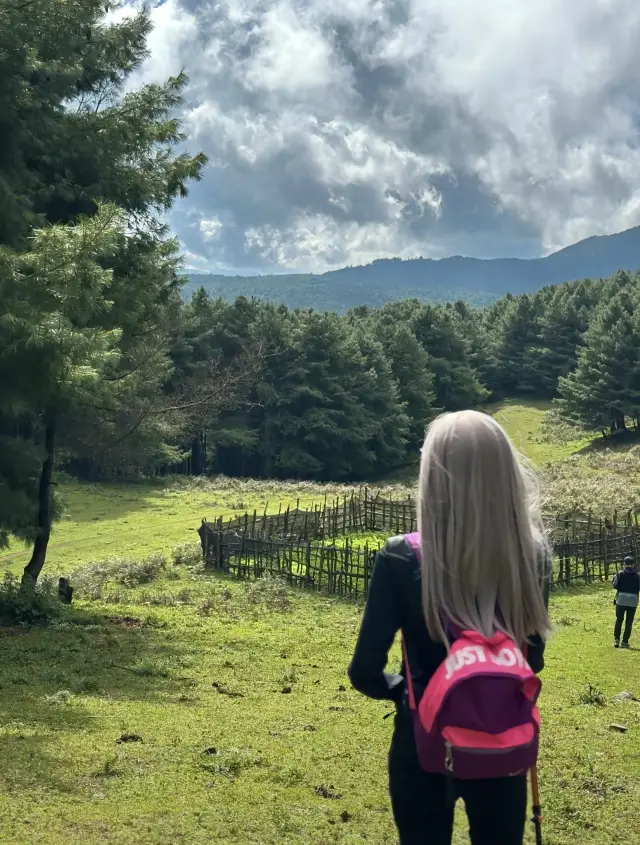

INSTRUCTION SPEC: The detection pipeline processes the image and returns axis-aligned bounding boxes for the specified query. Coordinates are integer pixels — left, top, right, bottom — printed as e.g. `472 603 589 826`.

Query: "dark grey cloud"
116 0 640 272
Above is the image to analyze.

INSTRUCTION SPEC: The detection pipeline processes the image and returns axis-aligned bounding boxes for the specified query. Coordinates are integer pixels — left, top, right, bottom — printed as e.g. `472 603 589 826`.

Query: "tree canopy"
0 0 206 581
2 0 640 582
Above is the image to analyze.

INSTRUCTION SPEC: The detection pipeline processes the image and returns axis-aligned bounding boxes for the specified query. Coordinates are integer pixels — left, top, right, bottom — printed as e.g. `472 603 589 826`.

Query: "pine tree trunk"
191 430 205 475
263 448 273 477
22 409 56 586
262 417 274 477
202 430 207 474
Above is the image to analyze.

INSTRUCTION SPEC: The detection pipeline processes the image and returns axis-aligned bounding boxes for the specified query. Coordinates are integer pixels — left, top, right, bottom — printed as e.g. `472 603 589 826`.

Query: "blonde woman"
348 411 551 845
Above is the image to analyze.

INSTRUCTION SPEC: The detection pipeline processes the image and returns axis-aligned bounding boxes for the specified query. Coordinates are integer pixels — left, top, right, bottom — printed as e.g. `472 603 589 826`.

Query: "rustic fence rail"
196 528 375 600
197 490 640 597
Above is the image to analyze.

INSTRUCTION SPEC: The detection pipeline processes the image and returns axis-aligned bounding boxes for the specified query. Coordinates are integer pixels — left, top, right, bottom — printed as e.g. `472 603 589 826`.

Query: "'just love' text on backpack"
403 532 541 780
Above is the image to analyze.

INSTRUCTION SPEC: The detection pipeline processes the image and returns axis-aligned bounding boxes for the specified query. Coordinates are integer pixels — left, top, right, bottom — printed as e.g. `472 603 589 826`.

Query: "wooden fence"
197 491 640 596
196 527 375 599
199 490 417 541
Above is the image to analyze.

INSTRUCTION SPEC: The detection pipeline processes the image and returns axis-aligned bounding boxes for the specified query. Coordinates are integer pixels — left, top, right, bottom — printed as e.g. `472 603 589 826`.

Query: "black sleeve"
347 547 404 702
527 635 545 674
528 544 552 674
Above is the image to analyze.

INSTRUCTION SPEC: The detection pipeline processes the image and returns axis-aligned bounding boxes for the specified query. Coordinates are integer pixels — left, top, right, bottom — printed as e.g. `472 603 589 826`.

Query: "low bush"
73 552 167 599
244 575 292 612
0 574 65 625
578 684 607 707
539 409 589 446
117 552 166 587
171 542 202 567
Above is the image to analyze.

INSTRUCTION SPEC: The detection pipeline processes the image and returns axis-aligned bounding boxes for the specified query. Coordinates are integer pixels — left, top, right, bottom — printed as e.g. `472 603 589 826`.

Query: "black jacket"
348 535 549 706
613 569 640 594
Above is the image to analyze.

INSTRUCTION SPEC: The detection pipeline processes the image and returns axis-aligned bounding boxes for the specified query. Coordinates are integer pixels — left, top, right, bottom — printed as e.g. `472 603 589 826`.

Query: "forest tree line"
1 0 638 582
169 270 640 482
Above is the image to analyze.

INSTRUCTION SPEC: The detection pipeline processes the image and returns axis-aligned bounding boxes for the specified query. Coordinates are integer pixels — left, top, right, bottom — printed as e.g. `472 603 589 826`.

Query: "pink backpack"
404 532 541 780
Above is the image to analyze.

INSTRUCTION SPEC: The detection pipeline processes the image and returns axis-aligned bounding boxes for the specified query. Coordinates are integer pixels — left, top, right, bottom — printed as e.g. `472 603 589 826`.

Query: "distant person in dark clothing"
348 411 551 845
613 556 639 648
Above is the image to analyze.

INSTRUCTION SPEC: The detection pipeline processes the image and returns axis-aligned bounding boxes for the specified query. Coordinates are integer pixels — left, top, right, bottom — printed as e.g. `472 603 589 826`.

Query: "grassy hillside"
386 399 640 516
487 399 590 465
3 398 640 580
1 553 638 845
1 400 640 845
488 400 640 515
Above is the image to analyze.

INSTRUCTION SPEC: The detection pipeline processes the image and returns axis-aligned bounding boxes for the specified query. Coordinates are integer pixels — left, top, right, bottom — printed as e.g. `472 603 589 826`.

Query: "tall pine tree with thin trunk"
0 1 206 581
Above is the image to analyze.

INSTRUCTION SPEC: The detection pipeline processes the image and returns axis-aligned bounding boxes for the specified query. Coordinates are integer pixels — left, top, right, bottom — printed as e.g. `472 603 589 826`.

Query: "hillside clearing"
486 399 589 465
487 400 640 514
3 399 640 580
0 560 638 845
1 400 640 844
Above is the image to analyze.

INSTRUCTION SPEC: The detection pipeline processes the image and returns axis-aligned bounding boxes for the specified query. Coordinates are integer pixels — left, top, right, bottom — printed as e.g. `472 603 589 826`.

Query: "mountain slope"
185 225 640 311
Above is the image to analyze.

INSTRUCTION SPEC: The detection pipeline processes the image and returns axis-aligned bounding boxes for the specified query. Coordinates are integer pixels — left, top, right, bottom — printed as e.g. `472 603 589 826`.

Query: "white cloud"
125 0 640 271
199 217 223 241
243 3 349 98
105 1 199 87
373 0 640 251
245 213 424 271
141 0 199 85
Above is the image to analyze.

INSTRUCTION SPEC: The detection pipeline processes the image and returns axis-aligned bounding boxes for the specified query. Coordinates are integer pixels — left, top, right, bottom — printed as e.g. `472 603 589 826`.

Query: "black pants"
389 715 527 845
614 605 636 643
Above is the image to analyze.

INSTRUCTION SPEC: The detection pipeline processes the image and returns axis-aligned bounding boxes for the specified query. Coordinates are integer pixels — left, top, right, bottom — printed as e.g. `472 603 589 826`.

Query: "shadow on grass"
549 581 612 598
57 479 171 524
566 424 640 458
0 611 190 794
485 397 554 414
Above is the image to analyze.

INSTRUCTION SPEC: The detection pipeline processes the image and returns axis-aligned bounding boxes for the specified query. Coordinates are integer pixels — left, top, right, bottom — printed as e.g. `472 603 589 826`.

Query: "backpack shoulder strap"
405 532 420 553
401 636 417 711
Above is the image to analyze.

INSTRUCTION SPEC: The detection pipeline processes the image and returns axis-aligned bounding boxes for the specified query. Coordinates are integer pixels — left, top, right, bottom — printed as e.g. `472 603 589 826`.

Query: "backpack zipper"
443 738 535 771
447 742 535 756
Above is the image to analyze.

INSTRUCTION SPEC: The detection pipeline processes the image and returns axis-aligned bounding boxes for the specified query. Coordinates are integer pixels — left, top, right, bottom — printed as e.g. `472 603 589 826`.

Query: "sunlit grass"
486 400 640 515
486 398 590 466
0 561 638 845
1 401 640 843
0 476 411 578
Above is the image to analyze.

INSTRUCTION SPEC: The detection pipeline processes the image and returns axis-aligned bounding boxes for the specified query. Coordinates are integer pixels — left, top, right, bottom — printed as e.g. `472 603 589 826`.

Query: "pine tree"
352 327 410 475
377 321 436 453
448 301 495 397
411 304 488 409
250 305 300 478
557 290 640 434
534 287 589 396
493 294 542 395
250 313 400 480
0 1 206 580
0 207 126 571
169 294 264 476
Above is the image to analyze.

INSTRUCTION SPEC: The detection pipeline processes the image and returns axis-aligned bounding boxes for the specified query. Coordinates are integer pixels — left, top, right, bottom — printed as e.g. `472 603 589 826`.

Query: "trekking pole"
530 766 543 845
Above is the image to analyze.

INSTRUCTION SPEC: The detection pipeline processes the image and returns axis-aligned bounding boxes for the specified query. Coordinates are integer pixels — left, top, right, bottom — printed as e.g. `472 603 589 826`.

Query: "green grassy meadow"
0 477 408 579
489 399 640 515
1 400 640 845
487 398 590 465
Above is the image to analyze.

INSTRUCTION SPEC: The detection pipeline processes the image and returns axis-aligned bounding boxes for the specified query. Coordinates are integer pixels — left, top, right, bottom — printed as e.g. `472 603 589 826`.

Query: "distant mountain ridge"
185 225 640 312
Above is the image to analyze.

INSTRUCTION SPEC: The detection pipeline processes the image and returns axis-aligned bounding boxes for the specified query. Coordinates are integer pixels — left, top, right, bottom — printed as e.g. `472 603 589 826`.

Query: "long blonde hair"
418 410 551 648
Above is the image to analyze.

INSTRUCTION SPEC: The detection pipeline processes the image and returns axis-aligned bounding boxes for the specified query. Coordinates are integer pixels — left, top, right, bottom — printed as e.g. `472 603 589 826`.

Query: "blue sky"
114 0 640 274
